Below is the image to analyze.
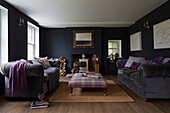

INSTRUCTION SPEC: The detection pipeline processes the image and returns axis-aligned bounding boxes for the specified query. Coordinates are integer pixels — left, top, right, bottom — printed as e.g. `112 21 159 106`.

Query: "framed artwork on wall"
73 30 94 48
130 31 142 51
153 19 170 49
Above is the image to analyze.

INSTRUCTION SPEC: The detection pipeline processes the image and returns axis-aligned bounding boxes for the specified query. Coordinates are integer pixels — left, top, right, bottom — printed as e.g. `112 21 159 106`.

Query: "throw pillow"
48 60 60 67
149 57 165 64
34 57 51 68
130 62 141 70
124 56 145 68
163 58 170 64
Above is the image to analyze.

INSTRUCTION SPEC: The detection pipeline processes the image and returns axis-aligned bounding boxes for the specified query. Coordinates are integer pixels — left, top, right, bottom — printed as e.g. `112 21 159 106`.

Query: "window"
0 5 8 65
27 22 39 60
108 40 121 57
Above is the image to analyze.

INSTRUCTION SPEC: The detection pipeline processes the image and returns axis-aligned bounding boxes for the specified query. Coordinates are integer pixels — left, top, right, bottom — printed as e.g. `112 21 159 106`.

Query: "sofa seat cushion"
123 69 140 84
44 67 59 92
44 67 58 74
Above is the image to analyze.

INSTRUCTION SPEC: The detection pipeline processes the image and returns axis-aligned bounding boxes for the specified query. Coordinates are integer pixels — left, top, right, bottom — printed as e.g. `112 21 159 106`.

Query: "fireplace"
71 54 96 72
79 59 89 72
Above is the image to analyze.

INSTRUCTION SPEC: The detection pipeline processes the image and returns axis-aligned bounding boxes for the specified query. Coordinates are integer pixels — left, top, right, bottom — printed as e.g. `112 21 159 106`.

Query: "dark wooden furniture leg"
70 88 73 96
144 98 150 102
104 88 107 96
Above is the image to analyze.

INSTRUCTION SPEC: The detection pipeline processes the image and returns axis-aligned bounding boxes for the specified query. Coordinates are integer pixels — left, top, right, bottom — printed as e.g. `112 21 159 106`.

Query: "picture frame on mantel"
153 19 170 49
130 31 142 51
73 30 94 48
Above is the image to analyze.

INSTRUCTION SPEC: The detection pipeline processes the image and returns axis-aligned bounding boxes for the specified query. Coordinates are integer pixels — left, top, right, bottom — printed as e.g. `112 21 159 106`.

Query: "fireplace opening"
80 62 87 67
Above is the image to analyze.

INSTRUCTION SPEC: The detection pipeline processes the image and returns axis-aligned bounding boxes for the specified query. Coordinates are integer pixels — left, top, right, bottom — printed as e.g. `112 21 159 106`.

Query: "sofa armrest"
0 62 15 76
26 63 44 77
140 63 170 77
116 59 128 69
0 62 44 78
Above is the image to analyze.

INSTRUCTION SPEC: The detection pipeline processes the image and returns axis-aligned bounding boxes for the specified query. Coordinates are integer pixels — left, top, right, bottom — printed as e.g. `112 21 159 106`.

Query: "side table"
106 60 117 75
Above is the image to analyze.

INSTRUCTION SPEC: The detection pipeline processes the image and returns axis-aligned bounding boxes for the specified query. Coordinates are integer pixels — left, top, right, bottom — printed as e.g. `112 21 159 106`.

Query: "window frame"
27 22 39 60
0 5 8 65
108 40 122 57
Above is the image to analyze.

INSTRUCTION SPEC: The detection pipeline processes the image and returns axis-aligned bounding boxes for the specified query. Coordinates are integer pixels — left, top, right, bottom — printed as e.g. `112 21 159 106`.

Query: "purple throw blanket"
8 61 27 95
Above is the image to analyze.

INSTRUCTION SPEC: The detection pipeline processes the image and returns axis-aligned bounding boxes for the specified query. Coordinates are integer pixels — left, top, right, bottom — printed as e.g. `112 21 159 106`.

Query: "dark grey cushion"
123 69 140 84
44 67 59 92
44 67 58 74
116 59 128 69
141 64 170 77
123 68 138 76
49 60 60 68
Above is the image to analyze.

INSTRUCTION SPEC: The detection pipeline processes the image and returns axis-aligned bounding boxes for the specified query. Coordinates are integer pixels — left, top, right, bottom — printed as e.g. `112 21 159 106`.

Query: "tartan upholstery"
68 73 108 88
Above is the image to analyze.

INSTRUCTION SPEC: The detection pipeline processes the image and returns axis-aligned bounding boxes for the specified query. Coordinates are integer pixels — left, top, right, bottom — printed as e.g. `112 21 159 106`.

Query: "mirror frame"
73 30 94 48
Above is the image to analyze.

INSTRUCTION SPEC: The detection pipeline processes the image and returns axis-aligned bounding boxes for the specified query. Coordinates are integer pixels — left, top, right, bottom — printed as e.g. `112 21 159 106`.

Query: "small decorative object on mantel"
82 54 85 59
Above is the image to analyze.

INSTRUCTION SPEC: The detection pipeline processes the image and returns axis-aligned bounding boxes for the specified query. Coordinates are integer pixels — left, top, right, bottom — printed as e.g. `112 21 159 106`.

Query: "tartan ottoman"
68 73 108 96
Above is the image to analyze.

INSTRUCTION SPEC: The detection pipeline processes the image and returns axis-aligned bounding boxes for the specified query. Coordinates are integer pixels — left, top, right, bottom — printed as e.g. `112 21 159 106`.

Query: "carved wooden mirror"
73 30 94 48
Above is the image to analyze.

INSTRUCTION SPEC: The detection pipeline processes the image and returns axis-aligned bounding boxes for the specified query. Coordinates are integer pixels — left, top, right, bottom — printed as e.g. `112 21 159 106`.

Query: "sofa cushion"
130 62 141 70
163 58 170 64
125 56 145 68
123 68 138 76
149 57 165 64
123 69 140 84
44 67 58 74
44 67 59 92
48 60 60 67
34 57 51 69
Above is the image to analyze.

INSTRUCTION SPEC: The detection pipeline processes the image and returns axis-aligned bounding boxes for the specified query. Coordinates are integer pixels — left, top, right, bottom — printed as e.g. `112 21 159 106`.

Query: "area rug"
49 80 134 102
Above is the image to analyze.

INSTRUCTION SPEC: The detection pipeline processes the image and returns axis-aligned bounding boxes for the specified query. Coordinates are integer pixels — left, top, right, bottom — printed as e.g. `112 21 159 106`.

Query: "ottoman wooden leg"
70 88 73 96
104 88 107 96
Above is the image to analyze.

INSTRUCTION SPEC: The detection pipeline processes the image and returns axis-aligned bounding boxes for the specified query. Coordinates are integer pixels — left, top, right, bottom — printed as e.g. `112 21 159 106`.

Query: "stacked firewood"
59 57 66 76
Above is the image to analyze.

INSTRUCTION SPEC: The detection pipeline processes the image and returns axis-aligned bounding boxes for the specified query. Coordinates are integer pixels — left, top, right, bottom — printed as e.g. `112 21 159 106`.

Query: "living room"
0 0 170 113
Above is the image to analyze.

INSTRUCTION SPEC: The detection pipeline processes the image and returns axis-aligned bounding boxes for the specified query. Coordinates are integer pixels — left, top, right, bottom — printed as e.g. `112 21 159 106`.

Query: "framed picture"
153 19 170 49
130 31 142 51
73 30 94 48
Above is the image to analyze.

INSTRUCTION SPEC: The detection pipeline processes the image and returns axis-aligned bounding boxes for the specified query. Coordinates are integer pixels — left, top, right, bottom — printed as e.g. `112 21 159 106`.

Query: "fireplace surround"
71 54 96 72
79 59 89 72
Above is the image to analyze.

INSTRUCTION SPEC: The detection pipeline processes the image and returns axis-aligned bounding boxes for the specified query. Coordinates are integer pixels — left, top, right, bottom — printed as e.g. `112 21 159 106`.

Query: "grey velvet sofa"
117 59 170 101
0 60 60 99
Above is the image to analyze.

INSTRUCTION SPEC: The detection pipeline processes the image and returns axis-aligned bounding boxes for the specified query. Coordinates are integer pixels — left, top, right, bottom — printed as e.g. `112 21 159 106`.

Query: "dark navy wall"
42 28 103 73
102 28 129 74
0 1 42 61
42 27 129 74
128 1 170 58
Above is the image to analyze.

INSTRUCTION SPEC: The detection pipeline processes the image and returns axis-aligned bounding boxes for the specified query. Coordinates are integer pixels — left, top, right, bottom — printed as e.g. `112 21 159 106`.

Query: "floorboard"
0 76 170 113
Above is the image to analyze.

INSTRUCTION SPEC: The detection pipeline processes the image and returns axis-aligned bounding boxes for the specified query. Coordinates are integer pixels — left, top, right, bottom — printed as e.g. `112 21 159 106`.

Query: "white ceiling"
5 0 168 28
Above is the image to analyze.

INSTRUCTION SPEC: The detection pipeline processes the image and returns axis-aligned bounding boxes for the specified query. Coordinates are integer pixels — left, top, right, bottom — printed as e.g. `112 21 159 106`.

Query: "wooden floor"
1 75 170 113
